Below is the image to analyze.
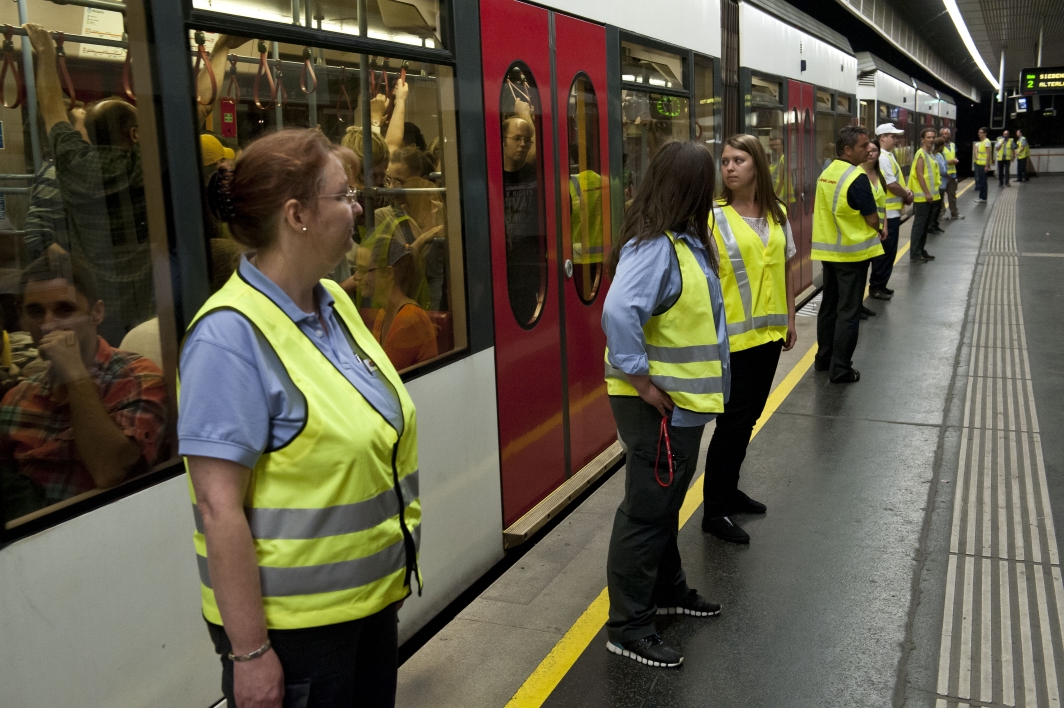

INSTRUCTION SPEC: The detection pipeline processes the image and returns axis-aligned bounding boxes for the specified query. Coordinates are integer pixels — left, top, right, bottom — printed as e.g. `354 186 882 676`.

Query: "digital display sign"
1022 67 1064 93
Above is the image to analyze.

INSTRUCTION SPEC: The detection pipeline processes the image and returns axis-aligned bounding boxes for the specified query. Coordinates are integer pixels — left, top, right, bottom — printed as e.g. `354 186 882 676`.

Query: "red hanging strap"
654 416 675 488
253 40 274 109
0 25 24 109
273 59 287 107
193 31 217 106
368 56 378 95
54 32 76 104
122 46 135 104
299 46 316 95
224 54 239 99
335 65 352 124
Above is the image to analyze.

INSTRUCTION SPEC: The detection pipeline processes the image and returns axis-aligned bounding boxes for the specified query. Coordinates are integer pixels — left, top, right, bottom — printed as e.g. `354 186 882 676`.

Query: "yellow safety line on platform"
504 199 946 707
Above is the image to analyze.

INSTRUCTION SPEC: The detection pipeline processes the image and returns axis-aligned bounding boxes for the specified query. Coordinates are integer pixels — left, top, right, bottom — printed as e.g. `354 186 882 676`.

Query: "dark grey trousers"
815 260 869 380
910 201 933 259
606 395 706 643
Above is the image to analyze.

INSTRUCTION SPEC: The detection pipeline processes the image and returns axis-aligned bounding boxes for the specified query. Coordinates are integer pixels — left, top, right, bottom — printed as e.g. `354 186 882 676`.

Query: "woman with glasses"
180 129 421 708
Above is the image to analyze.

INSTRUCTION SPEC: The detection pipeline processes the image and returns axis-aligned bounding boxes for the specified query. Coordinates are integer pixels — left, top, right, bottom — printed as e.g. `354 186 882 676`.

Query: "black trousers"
910 201 933 259
1017 157 1028 182
703 340 783 518
207 604 399 708
929 196 943 226
975 165 988 200
998 159 1011 186
869 217 900 289
815 260 868 380
606 395 705 643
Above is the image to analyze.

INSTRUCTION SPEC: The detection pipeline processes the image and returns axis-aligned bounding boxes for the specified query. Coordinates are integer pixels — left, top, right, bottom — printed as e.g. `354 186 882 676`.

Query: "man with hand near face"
0 248 166 519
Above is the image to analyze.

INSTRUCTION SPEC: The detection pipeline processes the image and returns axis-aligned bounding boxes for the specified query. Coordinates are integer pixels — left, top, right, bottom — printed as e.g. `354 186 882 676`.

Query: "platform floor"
397 176 1064 707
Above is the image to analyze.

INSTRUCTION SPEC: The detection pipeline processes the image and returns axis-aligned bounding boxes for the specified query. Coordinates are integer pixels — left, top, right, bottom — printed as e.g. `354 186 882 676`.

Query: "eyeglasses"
505 135 532 145
320 186 361 204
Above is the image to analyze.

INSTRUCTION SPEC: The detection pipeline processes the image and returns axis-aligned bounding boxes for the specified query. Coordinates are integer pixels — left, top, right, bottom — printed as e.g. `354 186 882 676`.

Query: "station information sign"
1022 67 1064 93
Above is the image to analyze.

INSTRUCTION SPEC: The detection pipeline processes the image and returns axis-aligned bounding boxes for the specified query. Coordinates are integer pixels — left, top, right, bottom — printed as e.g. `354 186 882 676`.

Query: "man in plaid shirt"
0 248 166 520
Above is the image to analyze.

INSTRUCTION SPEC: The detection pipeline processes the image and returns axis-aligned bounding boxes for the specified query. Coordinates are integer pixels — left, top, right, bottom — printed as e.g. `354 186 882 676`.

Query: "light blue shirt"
935 153 949 185
602 230 730 427
178 255 403 469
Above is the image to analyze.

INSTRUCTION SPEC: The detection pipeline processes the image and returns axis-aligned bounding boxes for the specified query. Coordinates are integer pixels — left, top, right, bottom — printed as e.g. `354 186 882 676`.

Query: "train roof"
912 78 939 97
743 0 854 56
855 51 914 87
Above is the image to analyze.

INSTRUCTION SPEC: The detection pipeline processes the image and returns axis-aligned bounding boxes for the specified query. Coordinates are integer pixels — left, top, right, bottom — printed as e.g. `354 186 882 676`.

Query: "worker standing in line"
1015 129 1030 183
907 128 939 264
995 129 1015 187
812 126 884 384
869 124 913 301
700 134 796 545
602 141 727 668
928 138 948 235
974 127 991 203
939 127 964 221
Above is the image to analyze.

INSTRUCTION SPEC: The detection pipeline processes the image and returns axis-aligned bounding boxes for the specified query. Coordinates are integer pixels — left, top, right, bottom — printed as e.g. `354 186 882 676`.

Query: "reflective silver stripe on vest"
713 207 754 333
192 470 420 539
606 362 722 394
197 525 422 596
830 165 858 245
726 313 789 337
644 342 721 364
811 232 883 253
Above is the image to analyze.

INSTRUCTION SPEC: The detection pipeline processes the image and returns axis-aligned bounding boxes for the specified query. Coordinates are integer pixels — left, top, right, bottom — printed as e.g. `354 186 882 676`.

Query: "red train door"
786 80 815 295
482 0 615 527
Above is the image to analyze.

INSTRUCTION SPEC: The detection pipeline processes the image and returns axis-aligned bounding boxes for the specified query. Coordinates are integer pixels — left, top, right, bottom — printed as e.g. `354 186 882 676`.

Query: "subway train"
0 0 970 705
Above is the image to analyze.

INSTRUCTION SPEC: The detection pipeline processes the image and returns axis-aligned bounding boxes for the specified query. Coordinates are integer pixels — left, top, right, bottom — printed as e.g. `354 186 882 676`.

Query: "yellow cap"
200 133 225 166
222 147 235 160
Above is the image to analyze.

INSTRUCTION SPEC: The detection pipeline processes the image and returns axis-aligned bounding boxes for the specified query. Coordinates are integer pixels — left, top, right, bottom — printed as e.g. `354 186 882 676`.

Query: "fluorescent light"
942 0 999 90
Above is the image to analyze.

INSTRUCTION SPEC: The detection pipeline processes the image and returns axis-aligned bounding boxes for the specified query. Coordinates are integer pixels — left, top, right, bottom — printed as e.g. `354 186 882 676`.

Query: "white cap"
875 123 905 136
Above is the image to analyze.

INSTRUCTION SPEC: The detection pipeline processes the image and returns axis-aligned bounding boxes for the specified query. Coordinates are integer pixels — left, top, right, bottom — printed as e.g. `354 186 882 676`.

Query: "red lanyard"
655 416 674 488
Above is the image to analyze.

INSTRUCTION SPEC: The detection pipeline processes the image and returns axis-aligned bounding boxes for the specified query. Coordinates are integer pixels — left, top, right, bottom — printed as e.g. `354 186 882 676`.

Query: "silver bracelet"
228 639 272 662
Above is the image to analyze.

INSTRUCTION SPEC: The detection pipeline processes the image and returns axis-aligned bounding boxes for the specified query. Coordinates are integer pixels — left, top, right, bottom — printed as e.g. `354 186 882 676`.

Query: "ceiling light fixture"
942 0 1000 90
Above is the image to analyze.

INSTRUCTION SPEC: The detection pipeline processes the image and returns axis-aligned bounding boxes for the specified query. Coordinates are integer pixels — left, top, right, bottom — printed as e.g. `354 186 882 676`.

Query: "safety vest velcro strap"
197 525 421 597
726 313 789 336
650 373 724 395
812 233 882 253
644 342 722 364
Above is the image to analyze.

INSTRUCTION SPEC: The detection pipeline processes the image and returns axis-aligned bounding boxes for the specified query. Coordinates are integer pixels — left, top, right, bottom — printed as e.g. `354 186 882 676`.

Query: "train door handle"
564 259 574 279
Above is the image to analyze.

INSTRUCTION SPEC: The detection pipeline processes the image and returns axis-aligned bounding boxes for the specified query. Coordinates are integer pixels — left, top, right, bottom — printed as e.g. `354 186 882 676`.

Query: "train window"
859 100 873 129
1 2 176 529
190 32 468 372
190 0 447 49
621 90 690 204
786 108 799 217
836 95 851 114
566 74 604 305
693 55 716 154
748 77 784 203
815 111 836 175
751 77 781 106
803 108 814 216
620 41 685 90
816 90 833 113
499 62 547 328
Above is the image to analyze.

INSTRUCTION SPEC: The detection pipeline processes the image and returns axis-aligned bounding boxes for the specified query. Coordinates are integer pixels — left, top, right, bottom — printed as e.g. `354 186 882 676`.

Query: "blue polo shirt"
178 255 403 469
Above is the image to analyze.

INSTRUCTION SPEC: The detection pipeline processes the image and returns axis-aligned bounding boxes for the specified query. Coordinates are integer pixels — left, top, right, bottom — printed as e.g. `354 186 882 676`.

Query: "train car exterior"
856 51 918 171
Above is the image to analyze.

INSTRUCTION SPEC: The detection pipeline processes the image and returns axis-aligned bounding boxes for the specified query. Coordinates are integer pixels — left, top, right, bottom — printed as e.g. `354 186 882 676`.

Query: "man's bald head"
86 100 138 149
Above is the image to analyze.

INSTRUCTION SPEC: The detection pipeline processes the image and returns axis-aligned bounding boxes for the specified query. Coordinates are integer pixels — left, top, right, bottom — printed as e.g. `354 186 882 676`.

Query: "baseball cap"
875 123 905 136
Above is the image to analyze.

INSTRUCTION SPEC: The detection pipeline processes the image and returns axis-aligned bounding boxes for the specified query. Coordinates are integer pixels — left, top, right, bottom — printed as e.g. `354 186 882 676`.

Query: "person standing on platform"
928 138 948 235
180 130 421 708
939 128 964 220
907 128 939 263
812 126 884 384
858 139 888 322
869 124 912 301
700 135 796 545
602 141 727 668
995 130 1015 187
1015 129 1030 182
974 127 991 203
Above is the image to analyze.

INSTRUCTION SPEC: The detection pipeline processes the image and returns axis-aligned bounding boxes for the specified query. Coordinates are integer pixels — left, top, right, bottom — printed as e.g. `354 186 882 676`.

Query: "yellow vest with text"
1017 137 1029 160
569 170 605 265
812 160 885 263
181 273 421 630
711 204 788 352
996 138 1016 161
883 150 904 213
943 142 958 178
605 232 724 414
908 149 939 203
975 139 991 166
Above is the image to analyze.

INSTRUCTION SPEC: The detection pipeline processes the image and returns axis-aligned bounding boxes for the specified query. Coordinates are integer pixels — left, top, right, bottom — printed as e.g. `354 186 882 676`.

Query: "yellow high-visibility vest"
1017 137 1029 160
995 138 1016 161
975 139 991 166
711 204 789 353
811 159 885 263
883 150 904 213
605 232 724 414
943 142 958 178
182 274 421 630
871 176 887 227
769 153 794 204
569 170 605 265
908 149 937 203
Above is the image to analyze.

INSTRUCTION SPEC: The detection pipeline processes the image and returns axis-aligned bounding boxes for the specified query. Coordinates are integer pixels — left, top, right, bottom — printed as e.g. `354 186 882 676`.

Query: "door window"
499 63 547 328
566 74 605 305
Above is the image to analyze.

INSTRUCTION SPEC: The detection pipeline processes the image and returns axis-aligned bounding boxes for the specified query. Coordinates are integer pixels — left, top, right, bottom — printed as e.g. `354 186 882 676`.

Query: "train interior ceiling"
0 0 1039 706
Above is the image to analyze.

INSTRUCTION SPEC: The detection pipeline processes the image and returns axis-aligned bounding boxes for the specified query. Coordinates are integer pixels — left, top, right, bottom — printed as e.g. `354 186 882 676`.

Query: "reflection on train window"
836 95 851 114
621 91 690 204
693 55 716 154
499 63 546 328
190 0 447 49
816 89 833 113
815 113 836 175
803 107 814 216
189 32 468 372
566 74 605 305
786 108 800 216
620 41 686 89
859 100 873 129
748 77 786 205
0 4 173 528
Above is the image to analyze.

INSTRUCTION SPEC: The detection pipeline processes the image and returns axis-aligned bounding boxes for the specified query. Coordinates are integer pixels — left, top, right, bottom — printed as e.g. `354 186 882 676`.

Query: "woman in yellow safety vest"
700 134 797 545
180 129 420 708
602 141 728 668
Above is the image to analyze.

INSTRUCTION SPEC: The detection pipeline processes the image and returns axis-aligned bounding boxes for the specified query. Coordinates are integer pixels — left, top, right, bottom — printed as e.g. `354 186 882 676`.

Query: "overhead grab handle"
335 65 352 124
122 32 135 104
299 46 316 95
0 25 24 109
273 59 288 108
253 40 274 110
54 32 76 104
224 54 239 99
193 31 217 106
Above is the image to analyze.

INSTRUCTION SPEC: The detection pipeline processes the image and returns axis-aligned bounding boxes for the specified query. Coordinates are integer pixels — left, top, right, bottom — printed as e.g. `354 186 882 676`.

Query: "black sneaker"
830 369 861 384
869 288 893 301
702 516 750 544
606 634 683 668
882 286 895 295
657 589 722 617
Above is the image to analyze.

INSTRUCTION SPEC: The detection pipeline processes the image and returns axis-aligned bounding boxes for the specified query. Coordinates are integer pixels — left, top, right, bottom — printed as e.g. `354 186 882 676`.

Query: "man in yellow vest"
870 123 914 300
995 129 1015 187
1015 128 1030 182
812 126 884 383
939 127 964 221
908 128 940 263
974 126 991 203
